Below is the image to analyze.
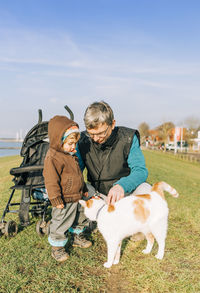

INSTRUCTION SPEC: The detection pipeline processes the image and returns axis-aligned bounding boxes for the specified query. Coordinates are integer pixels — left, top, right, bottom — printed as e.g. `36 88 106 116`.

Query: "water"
0 141 22 157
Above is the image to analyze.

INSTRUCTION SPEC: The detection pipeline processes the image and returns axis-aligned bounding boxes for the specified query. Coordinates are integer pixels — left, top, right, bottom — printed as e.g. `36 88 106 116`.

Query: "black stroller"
0 105 74 237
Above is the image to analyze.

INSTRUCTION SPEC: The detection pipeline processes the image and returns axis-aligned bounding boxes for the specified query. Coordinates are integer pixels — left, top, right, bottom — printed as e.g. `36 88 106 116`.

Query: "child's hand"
56 203 64 209
83 192 89 197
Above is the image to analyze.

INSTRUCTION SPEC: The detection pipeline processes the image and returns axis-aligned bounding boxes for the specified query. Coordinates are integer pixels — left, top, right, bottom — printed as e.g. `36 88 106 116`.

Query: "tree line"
138 117 200 151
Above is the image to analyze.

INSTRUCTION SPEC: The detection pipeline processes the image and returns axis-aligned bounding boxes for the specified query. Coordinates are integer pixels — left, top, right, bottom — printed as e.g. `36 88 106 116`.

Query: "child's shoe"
51 246 69 262
72 233 92 248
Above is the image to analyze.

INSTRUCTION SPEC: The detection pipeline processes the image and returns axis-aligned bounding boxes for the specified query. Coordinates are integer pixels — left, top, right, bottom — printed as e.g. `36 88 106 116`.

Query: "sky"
0 0 200 138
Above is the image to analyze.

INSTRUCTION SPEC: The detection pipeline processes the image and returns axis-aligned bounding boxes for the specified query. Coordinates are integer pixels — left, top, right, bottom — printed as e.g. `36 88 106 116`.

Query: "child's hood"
48 115 79 151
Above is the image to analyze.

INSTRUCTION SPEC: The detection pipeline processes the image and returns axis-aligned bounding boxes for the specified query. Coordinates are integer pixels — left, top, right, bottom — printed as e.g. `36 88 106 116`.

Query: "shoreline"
0 139 23 142
0 147 21 150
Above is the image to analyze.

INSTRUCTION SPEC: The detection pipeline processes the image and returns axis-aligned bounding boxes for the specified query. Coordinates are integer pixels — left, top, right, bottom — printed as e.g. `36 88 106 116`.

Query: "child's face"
62 139 77 153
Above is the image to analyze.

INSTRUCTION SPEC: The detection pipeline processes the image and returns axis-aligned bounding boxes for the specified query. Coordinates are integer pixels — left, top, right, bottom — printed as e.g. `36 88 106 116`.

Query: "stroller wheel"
31 206 42 218
36 219 48 236
4 220 18 237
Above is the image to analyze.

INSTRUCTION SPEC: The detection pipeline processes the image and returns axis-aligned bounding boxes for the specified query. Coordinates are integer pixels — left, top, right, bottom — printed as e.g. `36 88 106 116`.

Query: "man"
76 101 151 206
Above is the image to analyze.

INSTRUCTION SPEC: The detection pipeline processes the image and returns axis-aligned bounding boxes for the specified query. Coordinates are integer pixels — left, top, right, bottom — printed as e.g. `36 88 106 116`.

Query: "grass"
0 152 200 292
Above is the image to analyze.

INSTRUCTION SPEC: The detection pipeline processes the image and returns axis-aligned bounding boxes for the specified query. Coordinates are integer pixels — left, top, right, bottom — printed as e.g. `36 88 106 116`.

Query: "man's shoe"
51 246 69 262
72 233 92 248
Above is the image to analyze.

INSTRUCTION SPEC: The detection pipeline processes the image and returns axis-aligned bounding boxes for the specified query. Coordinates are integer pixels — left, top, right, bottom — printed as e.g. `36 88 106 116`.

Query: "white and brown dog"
79 182 179 268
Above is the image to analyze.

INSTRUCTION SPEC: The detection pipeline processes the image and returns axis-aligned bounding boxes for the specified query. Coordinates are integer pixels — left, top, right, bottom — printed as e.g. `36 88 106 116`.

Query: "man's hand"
107 184 124 205
56 203 64 209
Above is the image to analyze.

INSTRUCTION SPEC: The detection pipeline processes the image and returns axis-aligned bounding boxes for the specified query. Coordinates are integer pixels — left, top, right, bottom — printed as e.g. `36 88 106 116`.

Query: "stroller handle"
64 105 74 121
38 109 43 123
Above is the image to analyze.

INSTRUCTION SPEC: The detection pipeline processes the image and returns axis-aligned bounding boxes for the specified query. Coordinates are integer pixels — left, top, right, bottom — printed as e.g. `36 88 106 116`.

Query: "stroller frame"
0 105 74 237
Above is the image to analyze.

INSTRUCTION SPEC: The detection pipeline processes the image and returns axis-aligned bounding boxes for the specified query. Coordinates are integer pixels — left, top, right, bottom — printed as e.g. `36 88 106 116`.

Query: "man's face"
86 121 115 144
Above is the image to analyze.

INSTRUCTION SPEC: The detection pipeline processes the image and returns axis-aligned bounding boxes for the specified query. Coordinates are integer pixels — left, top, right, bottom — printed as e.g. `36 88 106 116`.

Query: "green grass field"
0 151 200 293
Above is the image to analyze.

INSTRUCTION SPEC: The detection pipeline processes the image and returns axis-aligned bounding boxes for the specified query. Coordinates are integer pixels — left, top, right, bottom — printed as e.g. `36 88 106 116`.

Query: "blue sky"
0 0 200 138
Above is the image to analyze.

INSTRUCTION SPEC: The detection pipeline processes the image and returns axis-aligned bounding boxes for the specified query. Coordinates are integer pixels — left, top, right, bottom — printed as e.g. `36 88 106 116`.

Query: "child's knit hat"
62 126 80 143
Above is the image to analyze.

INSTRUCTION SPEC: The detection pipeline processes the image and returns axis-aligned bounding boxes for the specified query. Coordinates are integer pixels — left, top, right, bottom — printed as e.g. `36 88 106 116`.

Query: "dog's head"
79 196 104 221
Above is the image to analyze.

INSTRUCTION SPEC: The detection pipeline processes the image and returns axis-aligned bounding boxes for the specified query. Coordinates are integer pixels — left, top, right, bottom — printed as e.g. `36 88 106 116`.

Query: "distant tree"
183 117 200 148
184 116 200 137
156 121 175 151
138 122 150 144
184 117 200 129
196 125 200 134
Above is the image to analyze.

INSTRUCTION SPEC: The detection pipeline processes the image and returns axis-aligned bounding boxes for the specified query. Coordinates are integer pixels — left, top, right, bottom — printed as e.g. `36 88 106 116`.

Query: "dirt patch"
106 264 129 293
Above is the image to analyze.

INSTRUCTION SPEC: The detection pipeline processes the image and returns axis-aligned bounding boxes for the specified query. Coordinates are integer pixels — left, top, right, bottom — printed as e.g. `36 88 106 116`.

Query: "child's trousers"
48 202 89 247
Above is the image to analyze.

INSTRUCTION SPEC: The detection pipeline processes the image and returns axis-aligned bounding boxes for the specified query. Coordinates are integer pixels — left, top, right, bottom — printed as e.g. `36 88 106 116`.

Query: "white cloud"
0 26 200 137
0 28 85 68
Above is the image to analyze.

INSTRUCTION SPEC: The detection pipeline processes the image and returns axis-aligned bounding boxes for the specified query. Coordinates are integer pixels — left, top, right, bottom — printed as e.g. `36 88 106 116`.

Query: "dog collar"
96 203 106 221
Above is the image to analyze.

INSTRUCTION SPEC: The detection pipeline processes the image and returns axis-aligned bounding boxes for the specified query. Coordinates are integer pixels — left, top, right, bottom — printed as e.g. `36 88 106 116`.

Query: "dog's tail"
151 182 179 199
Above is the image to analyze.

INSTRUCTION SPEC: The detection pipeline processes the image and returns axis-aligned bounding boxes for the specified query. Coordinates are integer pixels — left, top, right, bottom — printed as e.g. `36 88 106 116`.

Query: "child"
43 115 91 262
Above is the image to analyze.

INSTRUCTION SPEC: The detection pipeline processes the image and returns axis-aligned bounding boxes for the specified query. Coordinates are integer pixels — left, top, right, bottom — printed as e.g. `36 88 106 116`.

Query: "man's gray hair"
84 101 114 129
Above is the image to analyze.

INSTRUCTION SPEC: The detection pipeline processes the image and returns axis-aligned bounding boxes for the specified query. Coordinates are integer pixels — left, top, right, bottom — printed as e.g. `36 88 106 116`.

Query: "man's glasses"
86 125 110 138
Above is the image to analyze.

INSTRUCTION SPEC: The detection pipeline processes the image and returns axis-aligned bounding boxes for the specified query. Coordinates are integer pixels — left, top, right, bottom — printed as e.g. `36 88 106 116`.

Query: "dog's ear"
79 200 86 207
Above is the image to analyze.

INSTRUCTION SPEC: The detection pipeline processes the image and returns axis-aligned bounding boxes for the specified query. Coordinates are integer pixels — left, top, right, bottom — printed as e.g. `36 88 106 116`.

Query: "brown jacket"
43 115 85 207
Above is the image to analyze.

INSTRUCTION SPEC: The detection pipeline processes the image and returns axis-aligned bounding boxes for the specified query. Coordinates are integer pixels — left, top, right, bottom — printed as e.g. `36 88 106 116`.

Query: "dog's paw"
113 259 119 265
103 262 112 268
142 249 150 254
155 253 163 260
